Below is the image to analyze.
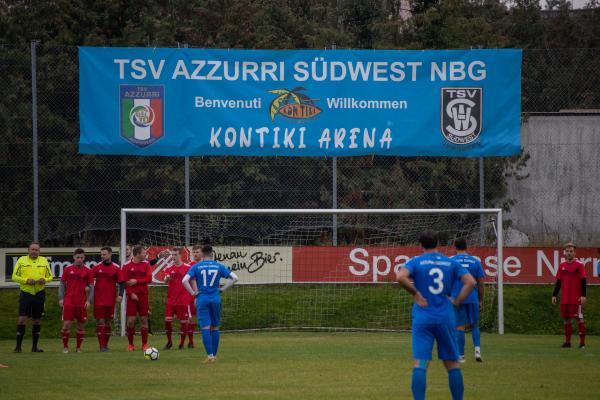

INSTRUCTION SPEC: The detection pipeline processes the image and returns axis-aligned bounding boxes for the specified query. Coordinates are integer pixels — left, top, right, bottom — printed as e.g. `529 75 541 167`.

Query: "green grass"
503 285 600 334
1 332 599 399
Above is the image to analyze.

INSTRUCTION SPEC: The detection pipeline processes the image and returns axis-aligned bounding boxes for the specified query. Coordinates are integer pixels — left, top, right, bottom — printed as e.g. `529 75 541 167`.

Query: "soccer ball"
143 347 159 361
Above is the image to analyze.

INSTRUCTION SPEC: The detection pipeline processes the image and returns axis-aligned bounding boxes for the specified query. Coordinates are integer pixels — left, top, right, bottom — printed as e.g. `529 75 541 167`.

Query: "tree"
7 0 599 245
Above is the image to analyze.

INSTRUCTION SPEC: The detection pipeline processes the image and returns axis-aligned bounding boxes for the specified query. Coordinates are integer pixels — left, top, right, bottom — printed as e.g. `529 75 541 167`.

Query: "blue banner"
79 47 521 157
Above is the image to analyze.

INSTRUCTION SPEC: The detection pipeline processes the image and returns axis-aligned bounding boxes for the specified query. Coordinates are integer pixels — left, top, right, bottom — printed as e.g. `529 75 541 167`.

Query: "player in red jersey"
186 244 204 348
121 245 153 351
552 243 587 349
59 248 94 353
163 247 192 350
91 246 123 352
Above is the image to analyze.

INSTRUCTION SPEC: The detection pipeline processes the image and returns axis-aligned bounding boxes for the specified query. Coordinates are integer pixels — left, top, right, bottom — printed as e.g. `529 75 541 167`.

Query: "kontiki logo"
268 87 321 122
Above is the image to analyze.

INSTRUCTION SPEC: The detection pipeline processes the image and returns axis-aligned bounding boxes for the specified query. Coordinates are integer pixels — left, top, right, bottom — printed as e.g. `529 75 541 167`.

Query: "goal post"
119 208 504 336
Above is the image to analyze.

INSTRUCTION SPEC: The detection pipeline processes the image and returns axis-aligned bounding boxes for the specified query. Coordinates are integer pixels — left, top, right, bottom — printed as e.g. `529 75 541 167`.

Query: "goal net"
119 209 503 335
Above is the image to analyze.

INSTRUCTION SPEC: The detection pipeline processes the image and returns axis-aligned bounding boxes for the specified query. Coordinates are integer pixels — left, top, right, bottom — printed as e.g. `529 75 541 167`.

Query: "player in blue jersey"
182 245 238 364
451 237 486 363
396 230 476 400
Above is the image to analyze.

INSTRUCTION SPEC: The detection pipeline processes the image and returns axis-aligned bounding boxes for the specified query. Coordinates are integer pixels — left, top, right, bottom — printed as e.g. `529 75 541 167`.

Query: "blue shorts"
412 323 459 361
196 296 222 327
455 303 479 327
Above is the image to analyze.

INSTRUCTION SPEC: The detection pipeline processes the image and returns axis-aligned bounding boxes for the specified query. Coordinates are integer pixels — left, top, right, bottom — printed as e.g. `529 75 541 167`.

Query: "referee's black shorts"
18 290 46 319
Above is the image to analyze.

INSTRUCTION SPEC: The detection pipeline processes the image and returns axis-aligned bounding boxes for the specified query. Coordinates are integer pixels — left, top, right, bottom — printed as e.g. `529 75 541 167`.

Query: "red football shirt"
120 260 153 295
92 262 121 306
61 265 93 307
556 260 586 305
165 263 191 306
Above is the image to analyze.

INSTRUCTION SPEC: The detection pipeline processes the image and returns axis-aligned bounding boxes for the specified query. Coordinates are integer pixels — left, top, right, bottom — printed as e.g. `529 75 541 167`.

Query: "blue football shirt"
186 260 232 298
450 254 485 304
403 252 469 325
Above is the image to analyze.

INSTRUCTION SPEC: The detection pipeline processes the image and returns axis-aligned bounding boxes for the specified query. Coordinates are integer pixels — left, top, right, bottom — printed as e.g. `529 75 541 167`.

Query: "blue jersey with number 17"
186 260 232 299
403 252 469 325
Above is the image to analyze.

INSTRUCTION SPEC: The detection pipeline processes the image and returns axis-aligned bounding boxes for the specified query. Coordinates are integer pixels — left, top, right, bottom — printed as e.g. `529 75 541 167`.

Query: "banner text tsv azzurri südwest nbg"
79 47 521 157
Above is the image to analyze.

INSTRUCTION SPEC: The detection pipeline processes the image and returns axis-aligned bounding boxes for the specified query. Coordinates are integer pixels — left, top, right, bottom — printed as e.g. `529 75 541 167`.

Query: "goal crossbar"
120 208 504 335
121 208 502 215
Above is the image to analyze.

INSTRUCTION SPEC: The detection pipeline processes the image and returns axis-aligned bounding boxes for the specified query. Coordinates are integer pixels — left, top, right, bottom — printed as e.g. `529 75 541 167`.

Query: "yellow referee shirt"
12 255 53 295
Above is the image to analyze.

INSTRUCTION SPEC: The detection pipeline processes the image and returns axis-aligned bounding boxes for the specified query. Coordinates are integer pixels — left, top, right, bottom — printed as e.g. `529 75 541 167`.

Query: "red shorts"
63 305 87 322
94 305 115 320
560 304 583 319
165 304 189 320
126 293 149 317
189 298 196 318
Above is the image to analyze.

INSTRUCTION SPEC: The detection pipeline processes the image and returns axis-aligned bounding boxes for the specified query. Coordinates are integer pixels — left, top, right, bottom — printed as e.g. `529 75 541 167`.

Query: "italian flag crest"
120 85 164 147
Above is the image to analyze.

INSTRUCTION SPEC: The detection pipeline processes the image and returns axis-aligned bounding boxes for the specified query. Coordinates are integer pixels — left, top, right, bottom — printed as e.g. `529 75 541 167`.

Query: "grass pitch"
1 332 598 399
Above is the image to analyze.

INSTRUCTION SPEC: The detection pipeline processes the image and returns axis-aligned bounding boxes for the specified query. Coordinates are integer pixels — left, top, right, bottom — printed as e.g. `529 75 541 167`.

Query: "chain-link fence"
1 45 598 247
0 44 33 246
522 48 600 112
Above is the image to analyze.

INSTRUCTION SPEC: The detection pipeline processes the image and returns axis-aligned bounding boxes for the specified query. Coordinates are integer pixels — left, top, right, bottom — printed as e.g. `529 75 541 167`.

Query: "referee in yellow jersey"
12 242 53 353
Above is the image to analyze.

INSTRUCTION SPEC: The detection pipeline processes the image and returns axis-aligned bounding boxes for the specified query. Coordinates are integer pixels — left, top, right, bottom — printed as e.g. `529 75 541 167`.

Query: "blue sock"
472 326 481 348
456 330 465 356
201 329 213 356
411 368 426 400
448 368 464 400
211 329 220 356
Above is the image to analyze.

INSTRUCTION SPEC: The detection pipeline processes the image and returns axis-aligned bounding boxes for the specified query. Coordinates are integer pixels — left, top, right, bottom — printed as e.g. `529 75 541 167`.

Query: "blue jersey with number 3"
404 252 468 325
186 260 232 299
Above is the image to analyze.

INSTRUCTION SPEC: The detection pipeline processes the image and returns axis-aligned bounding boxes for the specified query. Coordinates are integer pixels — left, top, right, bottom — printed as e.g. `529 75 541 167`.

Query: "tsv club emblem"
440 88 482 145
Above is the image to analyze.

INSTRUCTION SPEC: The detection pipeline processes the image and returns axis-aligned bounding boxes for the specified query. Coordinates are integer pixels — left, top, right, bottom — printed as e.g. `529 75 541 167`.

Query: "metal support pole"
497 210 504 335
479 157 484 245
185 156 191 246
120 210 127 336
31 40 39 242
332 157 338 246
331 42 338 246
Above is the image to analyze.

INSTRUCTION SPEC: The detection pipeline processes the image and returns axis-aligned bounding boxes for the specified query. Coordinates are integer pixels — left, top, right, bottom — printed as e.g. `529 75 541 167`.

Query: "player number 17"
200 269 218 287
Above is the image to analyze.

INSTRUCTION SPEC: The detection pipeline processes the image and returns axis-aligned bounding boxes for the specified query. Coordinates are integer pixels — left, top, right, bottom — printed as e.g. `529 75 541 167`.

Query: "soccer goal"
119 208 504 335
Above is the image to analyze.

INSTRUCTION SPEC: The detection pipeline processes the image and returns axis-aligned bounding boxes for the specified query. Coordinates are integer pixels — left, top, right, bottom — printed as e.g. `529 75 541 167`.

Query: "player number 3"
428 268 444 294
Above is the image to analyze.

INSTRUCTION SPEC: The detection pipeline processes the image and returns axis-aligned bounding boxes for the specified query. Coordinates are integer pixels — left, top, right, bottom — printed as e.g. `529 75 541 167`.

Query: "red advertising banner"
3 246 598 287
292 246 600 284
